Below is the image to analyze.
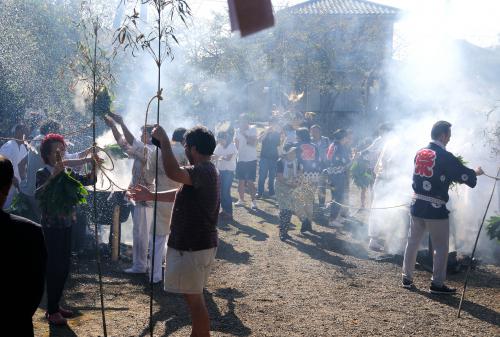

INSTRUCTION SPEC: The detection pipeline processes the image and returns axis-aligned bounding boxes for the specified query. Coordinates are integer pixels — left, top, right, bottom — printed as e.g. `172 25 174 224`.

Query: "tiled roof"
284 0 399 16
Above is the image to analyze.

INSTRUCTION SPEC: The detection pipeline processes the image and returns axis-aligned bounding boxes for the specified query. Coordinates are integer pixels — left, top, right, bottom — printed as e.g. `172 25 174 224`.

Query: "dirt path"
34 190 500 336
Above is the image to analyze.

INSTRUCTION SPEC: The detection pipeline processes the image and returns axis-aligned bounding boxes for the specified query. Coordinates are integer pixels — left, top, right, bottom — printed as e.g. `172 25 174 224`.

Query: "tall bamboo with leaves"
70 3 115 336
114 1 190 335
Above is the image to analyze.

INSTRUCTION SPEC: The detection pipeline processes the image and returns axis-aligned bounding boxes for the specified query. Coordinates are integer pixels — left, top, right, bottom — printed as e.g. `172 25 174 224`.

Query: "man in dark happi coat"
401 121 483 294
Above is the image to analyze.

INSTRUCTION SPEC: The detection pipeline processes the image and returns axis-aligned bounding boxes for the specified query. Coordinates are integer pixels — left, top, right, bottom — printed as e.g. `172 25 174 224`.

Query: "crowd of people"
0 111 485 336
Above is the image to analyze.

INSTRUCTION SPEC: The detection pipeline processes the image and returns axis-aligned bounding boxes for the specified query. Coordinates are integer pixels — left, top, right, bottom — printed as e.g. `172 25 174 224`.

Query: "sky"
190 0 500 48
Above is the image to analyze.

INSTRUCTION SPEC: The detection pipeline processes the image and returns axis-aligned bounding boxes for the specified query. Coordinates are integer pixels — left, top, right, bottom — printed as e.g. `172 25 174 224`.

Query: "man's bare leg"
238 180 245 201
247 181 256 201
184 293 210 337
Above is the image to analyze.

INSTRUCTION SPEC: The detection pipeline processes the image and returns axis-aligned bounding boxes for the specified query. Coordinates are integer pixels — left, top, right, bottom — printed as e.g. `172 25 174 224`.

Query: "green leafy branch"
486 215 500 243
37 171 89 216
67 1 115 115
113 0 191 66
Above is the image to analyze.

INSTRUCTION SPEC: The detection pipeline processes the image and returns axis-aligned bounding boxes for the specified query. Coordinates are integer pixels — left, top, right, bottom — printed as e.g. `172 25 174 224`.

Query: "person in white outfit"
0 124 28 209
234 114 258 210
105 114 154 274
147 128 187 283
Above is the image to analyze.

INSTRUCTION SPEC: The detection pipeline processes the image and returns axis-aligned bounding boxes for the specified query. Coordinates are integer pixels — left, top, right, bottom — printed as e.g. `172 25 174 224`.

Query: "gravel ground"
33 187 500 337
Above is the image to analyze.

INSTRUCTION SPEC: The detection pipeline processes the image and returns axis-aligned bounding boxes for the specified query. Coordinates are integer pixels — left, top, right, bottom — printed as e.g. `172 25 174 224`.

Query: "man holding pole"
401 121 483 294
129 125 219 337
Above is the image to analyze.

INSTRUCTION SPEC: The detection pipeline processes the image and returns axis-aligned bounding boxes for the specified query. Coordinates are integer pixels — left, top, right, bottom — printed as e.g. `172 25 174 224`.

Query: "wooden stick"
111 205 120 262
457 167 500 318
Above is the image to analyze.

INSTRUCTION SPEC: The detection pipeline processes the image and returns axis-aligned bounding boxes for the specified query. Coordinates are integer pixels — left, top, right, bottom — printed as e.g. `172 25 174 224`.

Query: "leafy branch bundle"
350 157 374 188
450 155 468 190
8 193 36 219
95 87 112 118
486 215 500 242
104 143 128 159
37 171 88 216
68 2 114 117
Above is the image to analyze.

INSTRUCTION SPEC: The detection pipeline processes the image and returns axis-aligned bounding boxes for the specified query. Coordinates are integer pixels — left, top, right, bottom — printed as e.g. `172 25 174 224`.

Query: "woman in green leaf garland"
35 133 97 326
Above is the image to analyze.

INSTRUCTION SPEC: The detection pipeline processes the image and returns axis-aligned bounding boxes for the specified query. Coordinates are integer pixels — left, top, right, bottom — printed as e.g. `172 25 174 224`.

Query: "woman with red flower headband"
35 133 98 326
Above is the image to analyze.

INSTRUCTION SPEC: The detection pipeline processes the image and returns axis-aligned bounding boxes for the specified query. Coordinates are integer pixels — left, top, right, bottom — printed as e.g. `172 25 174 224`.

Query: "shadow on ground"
217 238 252 264
285 233 357 274
410 287 500 326
136 287 251 337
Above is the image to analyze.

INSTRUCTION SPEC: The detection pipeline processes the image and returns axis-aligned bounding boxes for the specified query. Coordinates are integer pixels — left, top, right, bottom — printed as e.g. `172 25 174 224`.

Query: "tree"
0 0 80 135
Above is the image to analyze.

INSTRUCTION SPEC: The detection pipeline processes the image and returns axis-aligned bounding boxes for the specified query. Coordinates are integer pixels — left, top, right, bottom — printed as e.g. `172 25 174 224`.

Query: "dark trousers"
44 226 72 314
318 171 328 206
220 170 234 215
258 157 277 195
279 209 292 234
330 175 346 220
72 207 88 253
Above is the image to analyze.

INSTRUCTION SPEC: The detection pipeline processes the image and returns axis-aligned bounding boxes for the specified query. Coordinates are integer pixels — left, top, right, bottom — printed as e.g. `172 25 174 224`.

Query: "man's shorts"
235 160 257 181
164 247 217 294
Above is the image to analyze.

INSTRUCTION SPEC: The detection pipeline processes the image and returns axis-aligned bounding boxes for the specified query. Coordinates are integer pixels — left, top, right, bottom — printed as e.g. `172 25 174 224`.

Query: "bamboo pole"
457 167 500 318
149 2 162 336
91 20 108 336
111 205 120 261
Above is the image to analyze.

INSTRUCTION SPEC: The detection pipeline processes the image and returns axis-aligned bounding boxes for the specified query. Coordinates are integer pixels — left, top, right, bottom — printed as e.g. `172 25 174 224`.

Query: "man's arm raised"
152 125 192 186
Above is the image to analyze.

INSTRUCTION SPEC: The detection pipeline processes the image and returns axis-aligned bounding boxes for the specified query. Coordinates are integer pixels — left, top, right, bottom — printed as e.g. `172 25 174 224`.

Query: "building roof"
284 0 399 16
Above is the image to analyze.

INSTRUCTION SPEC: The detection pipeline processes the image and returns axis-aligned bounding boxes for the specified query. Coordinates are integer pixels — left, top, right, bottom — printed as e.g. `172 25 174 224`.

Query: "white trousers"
402 216 449 286
132 205 152 271
148 233 168 283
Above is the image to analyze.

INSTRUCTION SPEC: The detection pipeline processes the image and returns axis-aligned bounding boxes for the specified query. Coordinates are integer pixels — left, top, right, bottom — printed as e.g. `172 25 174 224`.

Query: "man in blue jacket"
401 121 483 294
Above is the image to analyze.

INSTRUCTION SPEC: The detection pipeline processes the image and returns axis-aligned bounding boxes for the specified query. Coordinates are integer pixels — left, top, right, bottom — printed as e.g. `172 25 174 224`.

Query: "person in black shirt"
257 120 281 198
131 125 219 337
36 134 97 325
293 128 320 232
275 146 299 240
310 124 331 207
1 155 47 337
325 129 352 226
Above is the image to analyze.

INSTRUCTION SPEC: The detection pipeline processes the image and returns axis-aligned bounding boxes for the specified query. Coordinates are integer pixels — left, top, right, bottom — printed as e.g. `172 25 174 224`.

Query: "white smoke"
370 0 500 262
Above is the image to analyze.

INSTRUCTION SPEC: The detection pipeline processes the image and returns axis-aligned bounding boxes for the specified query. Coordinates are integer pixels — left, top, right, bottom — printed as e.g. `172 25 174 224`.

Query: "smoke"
72 1 499 260
370 0 500 262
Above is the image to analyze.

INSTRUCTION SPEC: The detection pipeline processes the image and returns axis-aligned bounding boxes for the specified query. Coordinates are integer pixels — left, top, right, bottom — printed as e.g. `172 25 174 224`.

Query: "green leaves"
113 0 191 66
0 0 80 134
450 155 468 190
350 157 374 188
104 143 128 159
95 86 112 118
37 171 89 216
486 215 500 243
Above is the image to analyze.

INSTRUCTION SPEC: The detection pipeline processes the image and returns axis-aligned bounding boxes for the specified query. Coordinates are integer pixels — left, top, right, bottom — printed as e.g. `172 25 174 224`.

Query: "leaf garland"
350 157 374 188
37 170 89 216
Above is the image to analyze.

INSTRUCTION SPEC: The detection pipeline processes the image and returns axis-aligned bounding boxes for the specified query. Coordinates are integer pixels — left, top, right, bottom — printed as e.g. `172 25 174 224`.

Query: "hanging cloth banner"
228 0 275 37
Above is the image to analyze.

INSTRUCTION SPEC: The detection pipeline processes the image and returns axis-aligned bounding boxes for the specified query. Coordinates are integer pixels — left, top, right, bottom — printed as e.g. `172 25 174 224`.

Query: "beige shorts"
164 247 217 294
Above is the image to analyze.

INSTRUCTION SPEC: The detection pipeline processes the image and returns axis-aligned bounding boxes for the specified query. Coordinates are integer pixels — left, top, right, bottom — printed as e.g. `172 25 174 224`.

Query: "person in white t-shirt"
213 131 237 219
234 114 258 210
0 124 28 209
105 114 155 274
147 127 188 284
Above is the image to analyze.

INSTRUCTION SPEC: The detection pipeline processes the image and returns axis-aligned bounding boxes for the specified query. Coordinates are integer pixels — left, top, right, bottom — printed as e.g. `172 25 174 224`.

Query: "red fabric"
414 148 436 178
41 134 66 149
326 143 336 161
300 144 316 161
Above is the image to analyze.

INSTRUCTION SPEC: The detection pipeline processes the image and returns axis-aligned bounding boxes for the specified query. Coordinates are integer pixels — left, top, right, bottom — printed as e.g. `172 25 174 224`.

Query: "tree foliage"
0 0 80 135
180 10 392 119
